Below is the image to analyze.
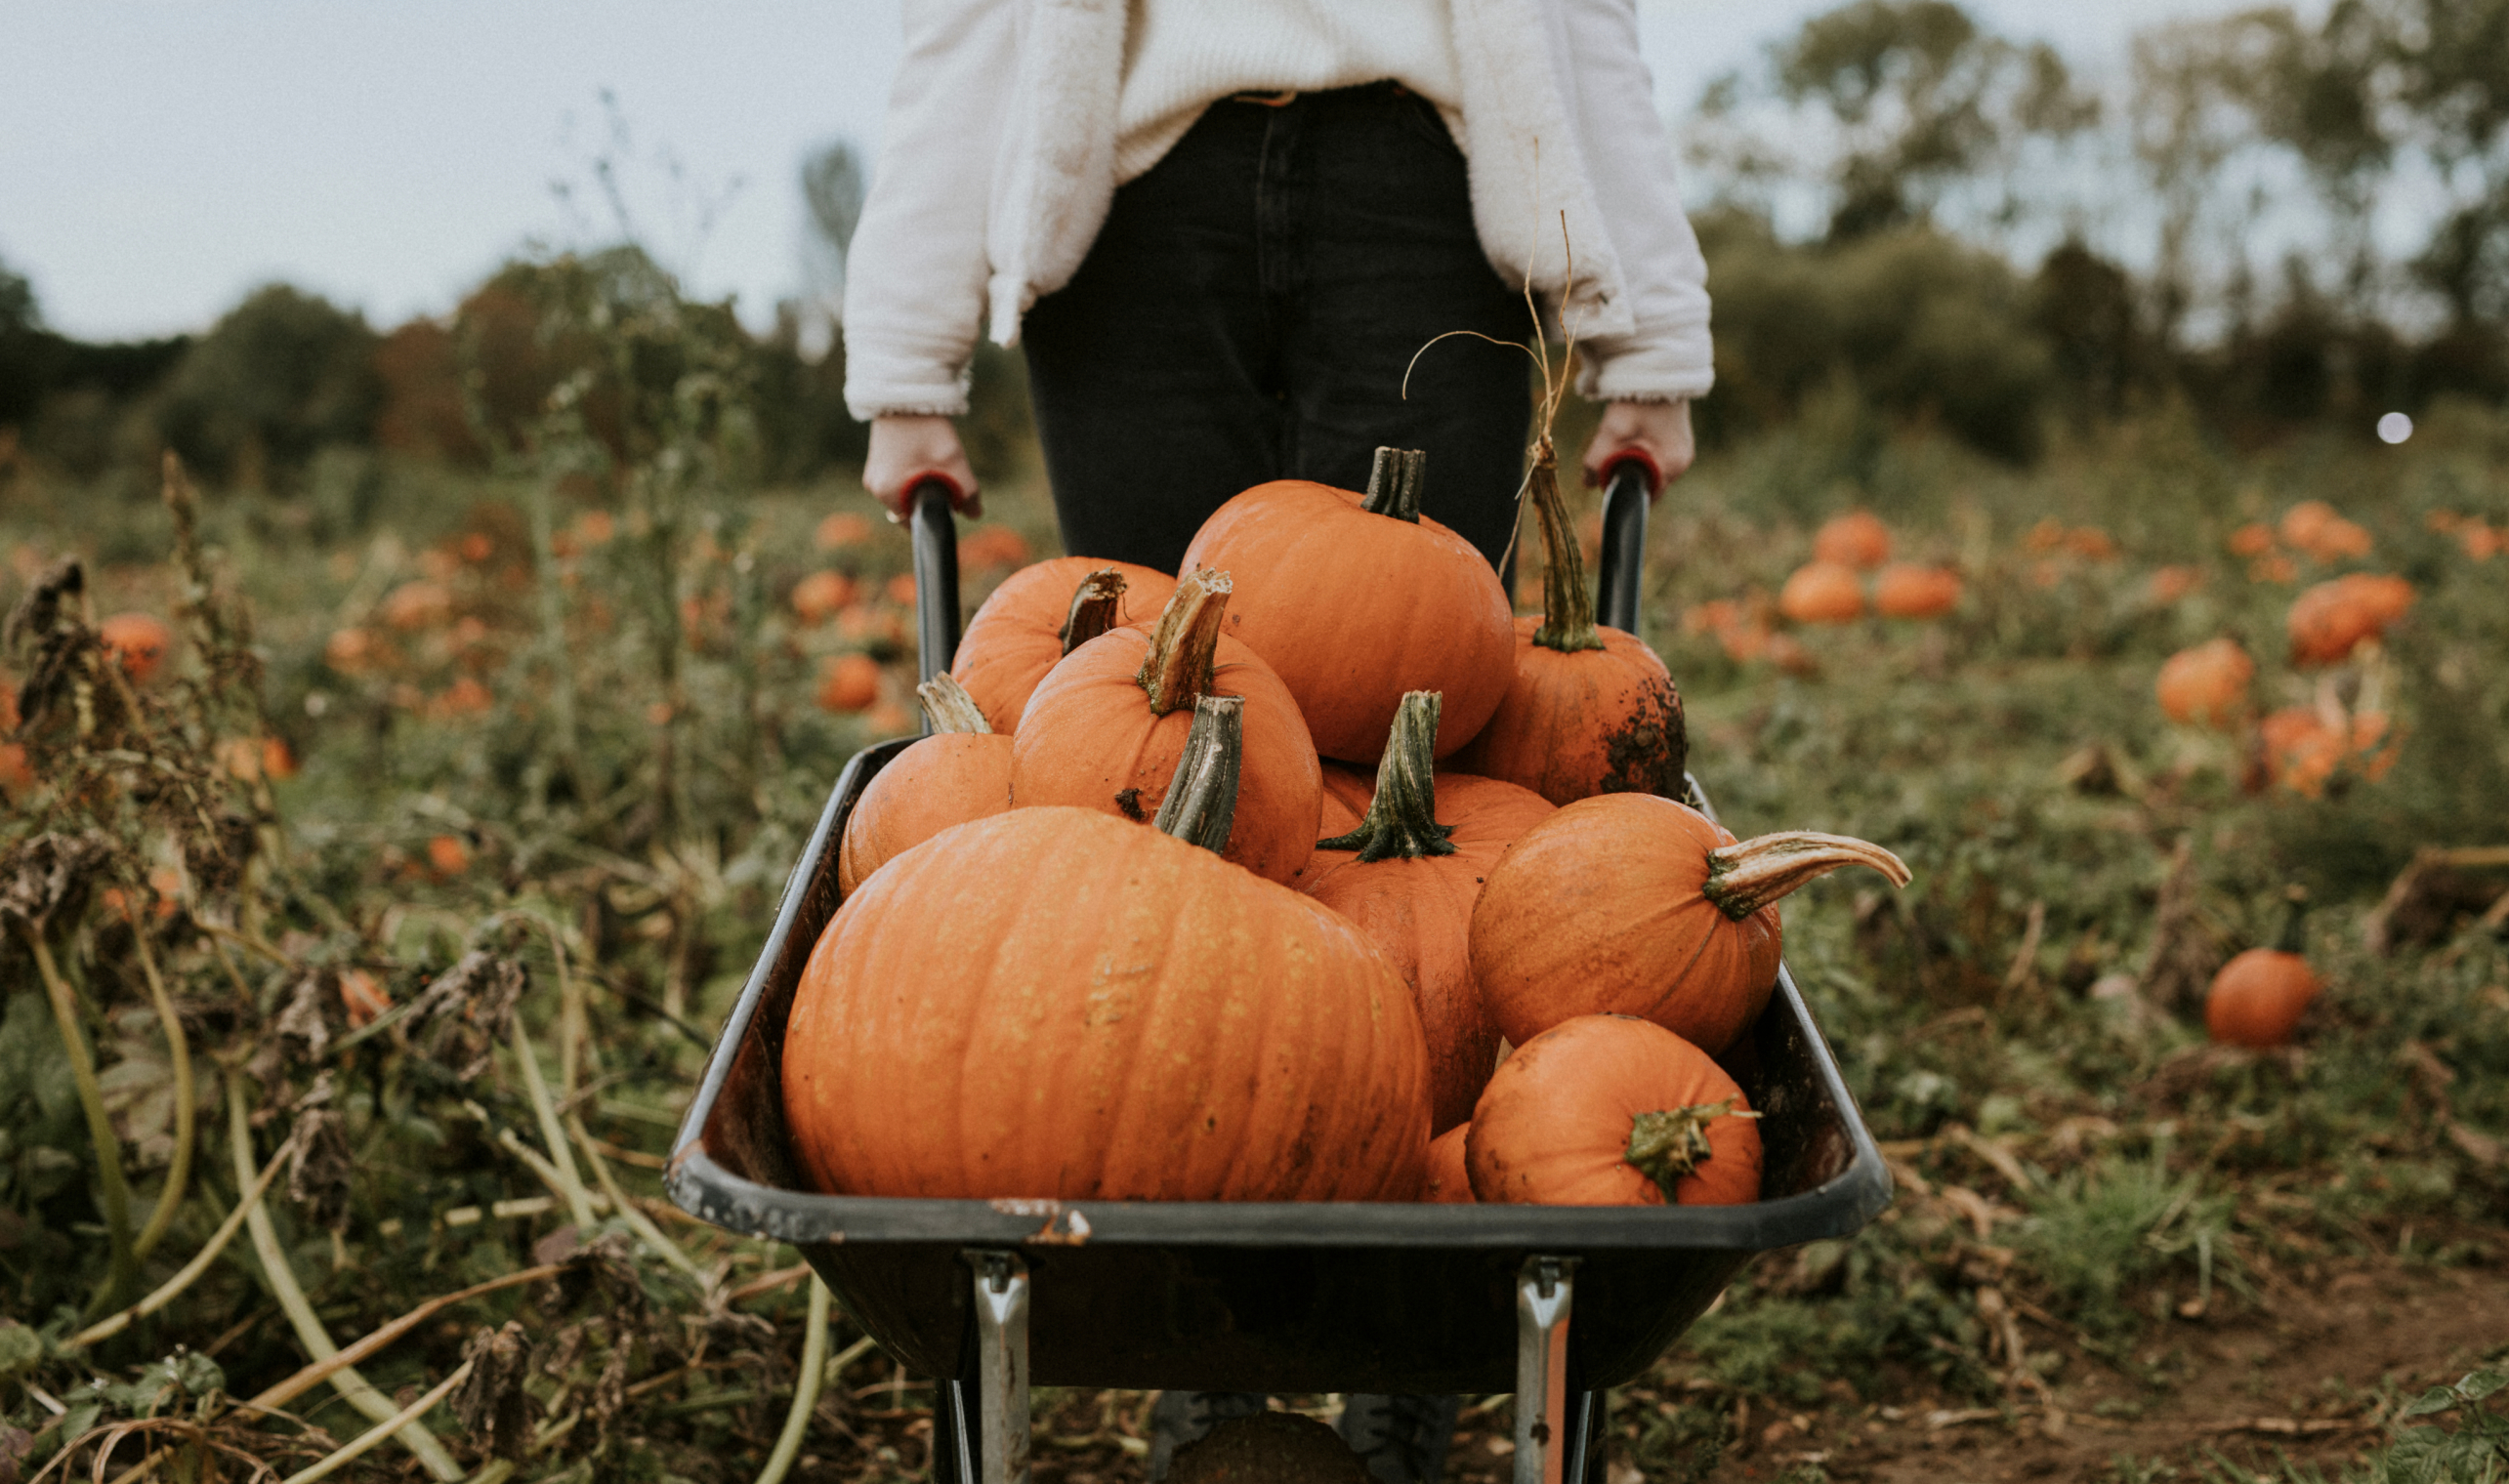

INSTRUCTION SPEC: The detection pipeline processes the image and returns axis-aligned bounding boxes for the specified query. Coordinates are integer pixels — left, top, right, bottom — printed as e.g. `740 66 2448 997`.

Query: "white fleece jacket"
841 0 1714 423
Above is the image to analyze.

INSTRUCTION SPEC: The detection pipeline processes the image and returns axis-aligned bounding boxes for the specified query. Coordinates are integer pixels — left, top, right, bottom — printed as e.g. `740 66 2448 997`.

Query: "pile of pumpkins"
781 448 1908 1208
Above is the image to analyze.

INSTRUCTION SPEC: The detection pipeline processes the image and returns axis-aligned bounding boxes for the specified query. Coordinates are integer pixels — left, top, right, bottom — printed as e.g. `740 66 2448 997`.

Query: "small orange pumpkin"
1302 692 1556 1134
950 557 1178 734
2287 573 2413 666
836 675 1015 898
1471 795 1908 1055
784 697 1431 1202
1777 562 1862 625
1812 511 1892 570
790 570 857 625
1466 1014 1762 1207
1871 563 1962 620
1445 440 1685 804
100 612 174 684
815 652 883 714
1012 569 1322 885
1177 449 1515 763
2206 896 2319 1048
2155 638 2253 728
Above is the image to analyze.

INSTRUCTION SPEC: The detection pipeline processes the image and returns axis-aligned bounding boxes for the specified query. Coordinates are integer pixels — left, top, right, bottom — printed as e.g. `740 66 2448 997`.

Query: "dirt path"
1518 1256 2509 1483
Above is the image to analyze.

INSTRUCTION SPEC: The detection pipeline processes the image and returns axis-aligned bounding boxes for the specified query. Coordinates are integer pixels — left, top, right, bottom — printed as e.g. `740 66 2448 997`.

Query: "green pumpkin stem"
1526 441 1605 653
1702 831 1911 921
1136 568 1231 718
1625 1099 1761 1202
1317 691 1457 861
1152 694 1242 854
1060 567 1129 656
1360 447 1429 523
914 673 991 734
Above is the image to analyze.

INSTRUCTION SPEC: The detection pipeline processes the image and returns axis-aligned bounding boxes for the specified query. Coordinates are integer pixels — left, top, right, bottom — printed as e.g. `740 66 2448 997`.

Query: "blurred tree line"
0 0 2503 500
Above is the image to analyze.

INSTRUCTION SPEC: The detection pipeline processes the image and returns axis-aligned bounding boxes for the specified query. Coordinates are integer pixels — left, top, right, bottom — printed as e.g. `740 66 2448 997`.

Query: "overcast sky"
2 0 2286 344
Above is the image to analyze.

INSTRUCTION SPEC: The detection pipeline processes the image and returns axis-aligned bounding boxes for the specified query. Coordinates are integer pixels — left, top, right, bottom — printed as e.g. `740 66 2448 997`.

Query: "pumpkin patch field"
5 363 2509 1483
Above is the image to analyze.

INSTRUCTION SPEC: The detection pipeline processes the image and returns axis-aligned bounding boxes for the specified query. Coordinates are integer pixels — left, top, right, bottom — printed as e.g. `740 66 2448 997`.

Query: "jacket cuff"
843 342 974 423
1575 326 1715 403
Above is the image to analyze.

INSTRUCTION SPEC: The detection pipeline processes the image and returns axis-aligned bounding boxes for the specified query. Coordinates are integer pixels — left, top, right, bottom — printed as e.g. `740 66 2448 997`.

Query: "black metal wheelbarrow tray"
669 468 1894 1484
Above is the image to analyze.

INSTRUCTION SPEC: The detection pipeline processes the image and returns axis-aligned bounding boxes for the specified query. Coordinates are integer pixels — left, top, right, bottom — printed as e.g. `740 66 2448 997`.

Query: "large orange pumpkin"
950 556 1178 734
1177 449 1514 763
1466 1014 1762 1206
1446 444 1685 804
1471 794 1908 1055
836 675 1015 897
783 698 1431 1202
1012 569 1322 886
1302 692 1556 1134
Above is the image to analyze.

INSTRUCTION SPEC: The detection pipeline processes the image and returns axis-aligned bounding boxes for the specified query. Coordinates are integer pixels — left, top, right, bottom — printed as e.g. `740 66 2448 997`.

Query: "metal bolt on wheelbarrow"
668 468 1894 1484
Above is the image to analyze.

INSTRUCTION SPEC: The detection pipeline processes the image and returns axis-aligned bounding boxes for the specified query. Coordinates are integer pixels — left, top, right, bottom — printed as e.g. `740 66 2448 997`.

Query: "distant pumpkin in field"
1872 563 1961 619
815 653 883 714
100 612 173 684
1777 562 1862 625
2207 946 2320 1048
814 511 874 551
790 570 857 625
2286 573 2413 666
1812 511 1892 570
380 580 453 632
2155 638 2253 729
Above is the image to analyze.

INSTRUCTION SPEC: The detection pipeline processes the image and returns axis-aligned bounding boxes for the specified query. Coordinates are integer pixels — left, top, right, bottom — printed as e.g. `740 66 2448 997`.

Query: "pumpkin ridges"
1179 474 1515 763
950 556 1179 734
1445 446 1687 804
1471 794 1904 1055
1011 613 1322 885
832 679 1016 897
787 804 1430 1202
1465 1014 1762 1206
1305 692 1556 1134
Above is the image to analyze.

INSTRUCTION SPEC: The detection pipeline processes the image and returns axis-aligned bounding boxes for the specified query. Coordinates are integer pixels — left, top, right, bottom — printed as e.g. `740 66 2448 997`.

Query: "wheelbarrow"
668 463 1893 1484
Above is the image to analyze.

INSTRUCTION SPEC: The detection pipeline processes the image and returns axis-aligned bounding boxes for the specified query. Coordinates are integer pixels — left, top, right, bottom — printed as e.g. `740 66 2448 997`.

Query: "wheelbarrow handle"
909 476 964 700
1594 455 1654 640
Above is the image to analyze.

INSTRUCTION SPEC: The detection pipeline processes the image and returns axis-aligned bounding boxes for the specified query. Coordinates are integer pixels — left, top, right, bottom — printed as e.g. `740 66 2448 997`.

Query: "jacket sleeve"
1556 0 1714 403
842 0 1019 422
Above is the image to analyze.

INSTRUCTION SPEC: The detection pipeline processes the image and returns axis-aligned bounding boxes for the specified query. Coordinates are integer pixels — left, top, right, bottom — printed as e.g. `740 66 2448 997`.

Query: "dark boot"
1146 1390 1268 1482
1336 1393 1462 1484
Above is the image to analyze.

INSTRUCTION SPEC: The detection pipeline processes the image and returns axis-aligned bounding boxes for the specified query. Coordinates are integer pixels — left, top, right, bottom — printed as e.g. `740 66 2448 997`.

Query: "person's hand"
864 414 983 521
1580 399 1694 501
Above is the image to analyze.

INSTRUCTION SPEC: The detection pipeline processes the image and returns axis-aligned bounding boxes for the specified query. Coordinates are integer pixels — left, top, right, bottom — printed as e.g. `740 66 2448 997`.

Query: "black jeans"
1023 83 1533 573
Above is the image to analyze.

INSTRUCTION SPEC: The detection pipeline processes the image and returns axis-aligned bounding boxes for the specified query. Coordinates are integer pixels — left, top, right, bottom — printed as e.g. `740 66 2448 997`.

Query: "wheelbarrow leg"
958 1250 1030 1484
1515 1257 1579 1484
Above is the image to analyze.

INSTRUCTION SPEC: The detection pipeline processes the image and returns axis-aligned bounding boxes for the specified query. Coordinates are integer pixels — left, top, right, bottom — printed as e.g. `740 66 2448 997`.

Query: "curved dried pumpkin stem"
1318 690 1456 862
1136 568 1231 718
1626 1098 1760 1202
1702 831 1910 921
1526 441 1604 653
1152 694 1242 854
1060 567 1128 656
914 674 991 734
1360 446 1429 523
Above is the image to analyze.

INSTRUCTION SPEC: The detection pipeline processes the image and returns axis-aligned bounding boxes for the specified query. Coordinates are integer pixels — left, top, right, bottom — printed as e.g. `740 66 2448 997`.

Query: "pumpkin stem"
1360 447 1428 523
1625 1099 1760 1202
1152 694 1242 854
1317 690 1458 862
1702 830 1911 921
1526 440 1605 653
914 673 991 735
1059 567 1129 656
1136 568 1231 718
